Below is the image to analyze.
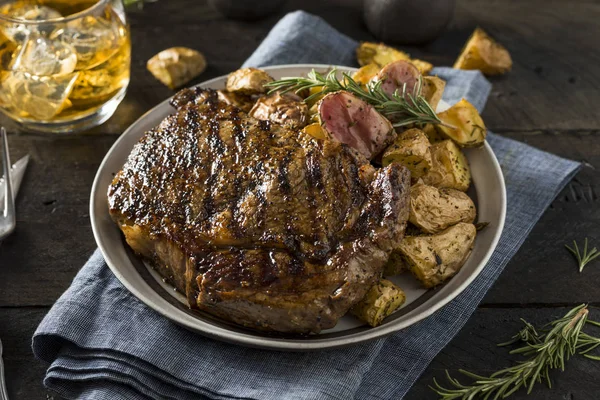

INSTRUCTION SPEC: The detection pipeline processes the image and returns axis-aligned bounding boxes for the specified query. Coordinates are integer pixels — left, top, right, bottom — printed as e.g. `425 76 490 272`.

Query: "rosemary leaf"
431 305 594 400
264 68 444 127
565 238 600 272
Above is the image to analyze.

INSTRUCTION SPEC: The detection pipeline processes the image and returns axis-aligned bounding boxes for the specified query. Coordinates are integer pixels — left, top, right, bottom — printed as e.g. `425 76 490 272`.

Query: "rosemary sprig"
264 69 446 128
431 305 599 399
565 238 600 272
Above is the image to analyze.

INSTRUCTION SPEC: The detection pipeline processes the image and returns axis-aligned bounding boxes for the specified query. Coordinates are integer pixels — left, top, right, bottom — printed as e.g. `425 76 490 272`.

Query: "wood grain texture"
407 307 600 399
0 0 599 398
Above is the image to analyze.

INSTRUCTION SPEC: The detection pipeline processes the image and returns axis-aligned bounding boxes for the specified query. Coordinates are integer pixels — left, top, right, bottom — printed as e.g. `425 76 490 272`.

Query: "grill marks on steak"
108 88 411 333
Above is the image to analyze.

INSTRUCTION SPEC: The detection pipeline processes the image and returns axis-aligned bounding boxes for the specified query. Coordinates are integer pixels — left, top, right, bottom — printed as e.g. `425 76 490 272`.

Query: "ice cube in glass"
58 15 118 69
12 34 77 76
2 70 78 120
0 4 62 43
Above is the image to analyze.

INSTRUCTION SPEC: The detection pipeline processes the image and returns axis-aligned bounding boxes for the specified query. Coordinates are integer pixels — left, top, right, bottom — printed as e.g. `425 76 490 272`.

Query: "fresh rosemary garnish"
431 304 600 399
565 238 599 273
264 69 447 128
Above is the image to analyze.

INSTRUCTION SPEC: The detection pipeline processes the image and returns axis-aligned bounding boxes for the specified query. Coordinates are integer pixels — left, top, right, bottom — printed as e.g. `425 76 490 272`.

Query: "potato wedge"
422 140 471 191
383 251 407 276
356 42 433 74
453 27 512 75
409 181 476 233
352 63 380 86
382 128 432 179
421 76 446 111
398 223 476 288
350 279 406 327
302 122 327 140
226 67 273 94
147 47 207 89
436 98 486 147
421 123 445 143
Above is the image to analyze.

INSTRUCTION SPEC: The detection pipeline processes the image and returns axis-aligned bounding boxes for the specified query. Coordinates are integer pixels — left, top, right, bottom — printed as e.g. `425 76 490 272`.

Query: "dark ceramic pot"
364 0 456 44
209 0 287 21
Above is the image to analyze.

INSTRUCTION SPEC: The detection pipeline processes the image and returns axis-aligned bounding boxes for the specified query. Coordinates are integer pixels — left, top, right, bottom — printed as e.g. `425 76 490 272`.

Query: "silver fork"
0 127 15 241
0 338 7 400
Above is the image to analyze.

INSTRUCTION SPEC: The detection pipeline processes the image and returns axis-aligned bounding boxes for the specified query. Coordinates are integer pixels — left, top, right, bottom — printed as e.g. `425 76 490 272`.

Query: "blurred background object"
209 0 287 20
364 0 455 44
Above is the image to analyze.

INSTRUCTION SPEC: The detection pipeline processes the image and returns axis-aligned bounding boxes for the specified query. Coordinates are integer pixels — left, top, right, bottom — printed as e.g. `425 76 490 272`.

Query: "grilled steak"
108 87 411 333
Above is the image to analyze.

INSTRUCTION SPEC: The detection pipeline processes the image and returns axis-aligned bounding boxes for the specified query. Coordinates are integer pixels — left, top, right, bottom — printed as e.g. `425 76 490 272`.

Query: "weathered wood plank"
0 136 114 306
408 307 600 399
483 130 600 305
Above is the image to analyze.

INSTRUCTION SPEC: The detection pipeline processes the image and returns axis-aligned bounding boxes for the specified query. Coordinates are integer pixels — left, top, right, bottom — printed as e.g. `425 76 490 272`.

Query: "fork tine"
1 127 15 226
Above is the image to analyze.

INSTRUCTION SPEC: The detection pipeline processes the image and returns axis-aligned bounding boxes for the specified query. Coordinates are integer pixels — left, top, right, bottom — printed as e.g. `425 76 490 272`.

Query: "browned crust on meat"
108 88 410 333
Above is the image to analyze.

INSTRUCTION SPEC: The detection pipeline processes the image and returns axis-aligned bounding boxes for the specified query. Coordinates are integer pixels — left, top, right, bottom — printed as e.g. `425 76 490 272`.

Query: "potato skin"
421 123 445 143
249 92 309 129
409 181 476 233
147 47 207 89
383 251 407 276
453 28 512 76
398 223 476 288
436 99 486 148
350 279 406 327
356 42 433 74
352 63 380 86
226 68 273 94
421 76 446 111
382 128 432 179
422 140 471 191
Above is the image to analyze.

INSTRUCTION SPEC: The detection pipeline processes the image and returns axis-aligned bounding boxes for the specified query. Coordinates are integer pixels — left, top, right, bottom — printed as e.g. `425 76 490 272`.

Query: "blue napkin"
33 11 581 400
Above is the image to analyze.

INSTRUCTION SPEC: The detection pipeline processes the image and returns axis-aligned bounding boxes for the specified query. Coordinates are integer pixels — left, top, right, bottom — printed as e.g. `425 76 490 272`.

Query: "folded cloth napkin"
33 11 581 400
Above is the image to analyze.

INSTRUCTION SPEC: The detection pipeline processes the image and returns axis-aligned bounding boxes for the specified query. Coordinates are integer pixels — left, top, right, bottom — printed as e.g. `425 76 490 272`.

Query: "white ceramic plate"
90 64 506 350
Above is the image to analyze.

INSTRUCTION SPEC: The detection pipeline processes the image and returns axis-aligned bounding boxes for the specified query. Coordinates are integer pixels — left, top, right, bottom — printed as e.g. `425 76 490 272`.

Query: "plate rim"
90 64 507 350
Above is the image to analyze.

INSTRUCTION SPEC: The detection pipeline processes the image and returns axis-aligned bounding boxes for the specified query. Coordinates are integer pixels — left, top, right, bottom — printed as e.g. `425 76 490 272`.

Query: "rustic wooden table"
1 0 599 399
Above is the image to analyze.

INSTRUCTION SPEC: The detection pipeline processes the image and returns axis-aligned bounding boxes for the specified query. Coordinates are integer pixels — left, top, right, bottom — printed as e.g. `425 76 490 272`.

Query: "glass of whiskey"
0 0 130 133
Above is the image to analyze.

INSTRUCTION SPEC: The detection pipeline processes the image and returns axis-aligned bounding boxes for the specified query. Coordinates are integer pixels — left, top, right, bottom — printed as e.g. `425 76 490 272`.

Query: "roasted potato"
216 90 254 112
302 122 327 140
421 76 446 111
409 181 476 233
382 128 432 179
350 279 406 327
352 63 380 86
146 47 207 89
436 99 486 147
226 67 273 94
421 123 445 143
453 28 512 75
398 223 476 288
383 251 407 276
356 42 433 75
249 92 309 129
422 140 471 191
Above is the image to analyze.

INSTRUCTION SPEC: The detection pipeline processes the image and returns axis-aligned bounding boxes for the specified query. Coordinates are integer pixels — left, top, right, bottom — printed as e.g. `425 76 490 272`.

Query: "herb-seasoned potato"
350 279 406 327
421 76 446 110
453 27 512 75
216 90 254 112
352 63 380 86
409 181 476 233
302 122 327 140
398 223 476 288
383 251 407 276
422 123 445 143
356 42 433 75
147 47 207 89
226 67 273 94
436 99 486 147
382 128 432 179
422 140 471 191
